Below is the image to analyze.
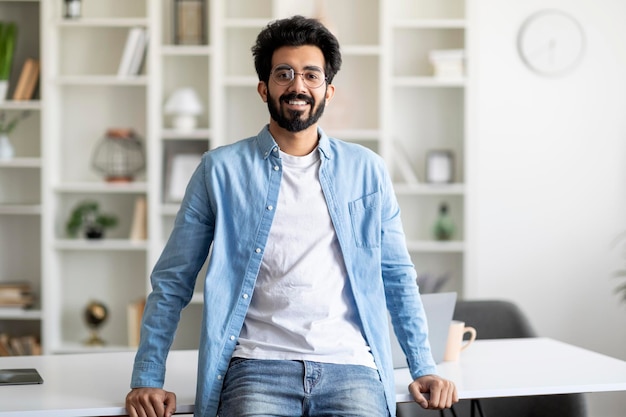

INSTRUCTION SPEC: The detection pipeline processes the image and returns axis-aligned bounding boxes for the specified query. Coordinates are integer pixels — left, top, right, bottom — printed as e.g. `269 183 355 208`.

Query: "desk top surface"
1 338 626 416
395 337 626 402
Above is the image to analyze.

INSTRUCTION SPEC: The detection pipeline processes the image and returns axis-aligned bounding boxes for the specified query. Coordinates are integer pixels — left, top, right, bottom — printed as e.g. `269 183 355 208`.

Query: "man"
126 15 457 417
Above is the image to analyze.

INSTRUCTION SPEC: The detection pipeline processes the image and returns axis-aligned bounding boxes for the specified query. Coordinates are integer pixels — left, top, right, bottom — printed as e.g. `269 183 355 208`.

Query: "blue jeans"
217 358 390 417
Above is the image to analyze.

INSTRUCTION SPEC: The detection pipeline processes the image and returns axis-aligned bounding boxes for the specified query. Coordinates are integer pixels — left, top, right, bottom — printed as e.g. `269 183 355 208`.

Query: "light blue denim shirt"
131 125 437 417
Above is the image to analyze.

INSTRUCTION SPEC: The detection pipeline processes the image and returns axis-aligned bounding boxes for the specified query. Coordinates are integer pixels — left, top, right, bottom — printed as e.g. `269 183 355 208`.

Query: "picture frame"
426 150 454 183
163 140 208 203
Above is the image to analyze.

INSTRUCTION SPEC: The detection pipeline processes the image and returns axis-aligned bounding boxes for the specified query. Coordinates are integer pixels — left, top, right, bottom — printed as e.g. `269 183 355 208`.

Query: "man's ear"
325 83 336 104
257 81 268 102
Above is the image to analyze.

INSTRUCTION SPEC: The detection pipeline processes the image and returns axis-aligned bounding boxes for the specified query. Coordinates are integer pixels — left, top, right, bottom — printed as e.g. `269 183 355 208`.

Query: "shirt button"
217 374 222 380
267 205 273 211
255 248 261 253
230 335 235 341
242 293 249 299
273 148 278 153
273 165 279 171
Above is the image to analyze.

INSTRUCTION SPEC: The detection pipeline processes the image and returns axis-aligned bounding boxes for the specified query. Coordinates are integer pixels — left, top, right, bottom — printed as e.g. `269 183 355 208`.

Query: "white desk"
1 338 626 416
395 337 626 402
0 349 198 417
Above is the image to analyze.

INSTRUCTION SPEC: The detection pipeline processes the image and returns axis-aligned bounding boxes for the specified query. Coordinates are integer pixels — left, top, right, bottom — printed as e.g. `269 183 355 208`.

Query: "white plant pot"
0 133 15 160
0 80 8 103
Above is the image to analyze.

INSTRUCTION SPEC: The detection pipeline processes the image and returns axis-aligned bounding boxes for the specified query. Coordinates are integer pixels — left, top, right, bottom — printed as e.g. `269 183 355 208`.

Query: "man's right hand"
126 387 177 417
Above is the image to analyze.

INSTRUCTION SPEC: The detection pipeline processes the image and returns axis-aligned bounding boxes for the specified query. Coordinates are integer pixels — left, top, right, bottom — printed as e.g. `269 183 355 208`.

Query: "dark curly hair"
252 15 342 85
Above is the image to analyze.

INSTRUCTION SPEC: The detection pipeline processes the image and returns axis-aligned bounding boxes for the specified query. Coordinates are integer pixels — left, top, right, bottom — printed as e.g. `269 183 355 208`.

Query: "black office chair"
396 300 588 417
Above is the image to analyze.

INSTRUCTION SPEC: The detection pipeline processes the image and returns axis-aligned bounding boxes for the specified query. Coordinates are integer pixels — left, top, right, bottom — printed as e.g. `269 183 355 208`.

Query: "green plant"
66 200 119 239
610 232 626 304
0 110 30 134
0 22 17 80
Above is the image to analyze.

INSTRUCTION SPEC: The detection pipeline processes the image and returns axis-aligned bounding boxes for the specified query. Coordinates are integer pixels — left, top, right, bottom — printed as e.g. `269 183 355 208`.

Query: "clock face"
517 10 585 76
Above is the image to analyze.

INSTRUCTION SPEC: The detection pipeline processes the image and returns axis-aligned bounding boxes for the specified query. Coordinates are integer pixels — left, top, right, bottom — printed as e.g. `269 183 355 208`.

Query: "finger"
138 395 158 417
409 383 429 409
164 392 177 417
428 385 442 409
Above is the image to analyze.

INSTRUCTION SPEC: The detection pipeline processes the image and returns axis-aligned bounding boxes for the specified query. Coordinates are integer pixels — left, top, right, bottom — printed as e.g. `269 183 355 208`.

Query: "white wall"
468 0 626 415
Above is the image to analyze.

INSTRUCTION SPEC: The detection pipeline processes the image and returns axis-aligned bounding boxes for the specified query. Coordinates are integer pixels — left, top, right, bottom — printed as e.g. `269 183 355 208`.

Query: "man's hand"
126 387 177 417
409 375 458 410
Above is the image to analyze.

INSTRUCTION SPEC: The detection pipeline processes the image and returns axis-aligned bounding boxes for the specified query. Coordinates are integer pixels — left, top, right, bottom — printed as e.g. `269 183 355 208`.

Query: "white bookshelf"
0 0 471 354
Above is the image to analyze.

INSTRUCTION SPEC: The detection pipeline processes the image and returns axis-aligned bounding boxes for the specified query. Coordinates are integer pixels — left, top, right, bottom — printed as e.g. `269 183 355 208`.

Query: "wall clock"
517 9 586 77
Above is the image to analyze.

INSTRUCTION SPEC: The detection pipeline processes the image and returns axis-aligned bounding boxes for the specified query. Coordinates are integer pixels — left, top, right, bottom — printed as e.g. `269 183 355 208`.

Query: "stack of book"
0 282 34 309
0 333 41 356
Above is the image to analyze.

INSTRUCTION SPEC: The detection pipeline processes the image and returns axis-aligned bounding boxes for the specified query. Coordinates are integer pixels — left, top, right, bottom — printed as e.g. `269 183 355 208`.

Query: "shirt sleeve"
131 155 215 388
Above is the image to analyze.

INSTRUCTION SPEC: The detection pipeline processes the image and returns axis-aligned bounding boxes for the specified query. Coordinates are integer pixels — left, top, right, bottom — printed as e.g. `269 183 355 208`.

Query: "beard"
267 89 326 132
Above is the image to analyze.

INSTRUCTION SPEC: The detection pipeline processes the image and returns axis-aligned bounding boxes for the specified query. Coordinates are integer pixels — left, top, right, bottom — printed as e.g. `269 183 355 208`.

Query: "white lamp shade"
164 87 204 115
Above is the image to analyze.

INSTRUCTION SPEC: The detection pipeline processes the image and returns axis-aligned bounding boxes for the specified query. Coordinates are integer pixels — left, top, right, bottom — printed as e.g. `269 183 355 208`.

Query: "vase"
0 80 8 103
0 133 15 160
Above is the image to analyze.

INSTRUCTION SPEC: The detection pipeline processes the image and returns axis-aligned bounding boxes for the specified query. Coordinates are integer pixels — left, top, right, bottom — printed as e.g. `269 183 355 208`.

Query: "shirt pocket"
348 192 381 248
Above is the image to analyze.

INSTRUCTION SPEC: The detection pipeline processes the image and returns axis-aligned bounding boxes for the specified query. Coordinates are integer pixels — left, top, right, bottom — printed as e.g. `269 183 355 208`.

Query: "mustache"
280 92 314 105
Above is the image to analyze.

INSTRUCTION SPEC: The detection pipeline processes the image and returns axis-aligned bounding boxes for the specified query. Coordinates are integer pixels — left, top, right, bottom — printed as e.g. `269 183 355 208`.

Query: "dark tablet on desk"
0 368 43 385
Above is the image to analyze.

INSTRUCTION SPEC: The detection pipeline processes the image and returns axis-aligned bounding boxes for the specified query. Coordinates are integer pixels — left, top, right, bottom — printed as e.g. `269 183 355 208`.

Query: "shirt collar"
256 124 332 161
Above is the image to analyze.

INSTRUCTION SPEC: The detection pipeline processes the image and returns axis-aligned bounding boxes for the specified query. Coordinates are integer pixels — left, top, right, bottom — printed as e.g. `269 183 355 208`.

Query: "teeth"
288 100 307 105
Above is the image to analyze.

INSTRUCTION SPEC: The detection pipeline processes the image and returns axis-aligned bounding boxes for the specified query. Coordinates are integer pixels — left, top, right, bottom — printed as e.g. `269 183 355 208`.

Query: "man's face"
259 45 334 133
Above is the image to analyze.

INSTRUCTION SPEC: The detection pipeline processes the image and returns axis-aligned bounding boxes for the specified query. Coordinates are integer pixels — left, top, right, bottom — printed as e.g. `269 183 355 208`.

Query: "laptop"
388 292 457 368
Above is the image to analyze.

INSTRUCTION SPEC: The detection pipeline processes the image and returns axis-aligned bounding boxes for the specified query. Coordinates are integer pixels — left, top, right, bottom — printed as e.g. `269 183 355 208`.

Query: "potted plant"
0 22 17 101
66 200 118 239
610 232 626 305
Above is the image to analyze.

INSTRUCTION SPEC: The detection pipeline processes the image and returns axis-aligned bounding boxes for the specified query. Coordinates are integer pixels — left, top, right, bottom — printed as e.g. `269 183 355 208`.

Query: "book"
117 27 143 77
127 298 146 347
12 58 40 101
129 196 147 241
0 282 31 301
0 334 11 356
393 140 420 184
127 29 149 76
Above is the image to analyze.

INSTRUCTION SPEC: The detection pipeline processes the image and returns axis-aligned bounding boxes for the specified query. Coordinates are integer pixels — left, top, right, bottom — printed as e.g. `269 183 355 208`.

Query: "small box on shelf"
428 49 465 78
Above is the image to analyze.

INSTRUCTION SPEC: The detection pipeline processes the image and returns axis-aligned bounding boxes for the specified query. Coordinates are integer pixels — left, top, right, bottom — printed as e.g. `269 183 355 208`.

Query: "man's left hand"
409 374 458 410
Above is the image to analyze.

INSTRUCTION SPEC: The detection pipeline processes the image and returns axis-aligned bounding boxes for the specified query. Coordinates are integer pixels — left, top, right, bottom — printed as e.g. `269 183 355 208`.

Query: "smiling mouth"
287 100 308 106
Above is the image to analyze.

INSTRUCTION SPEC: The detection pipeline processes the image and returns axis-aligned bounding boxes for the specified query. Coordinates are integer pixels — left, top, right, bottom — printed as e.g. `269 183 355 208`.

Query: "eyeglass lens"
271 65 326 88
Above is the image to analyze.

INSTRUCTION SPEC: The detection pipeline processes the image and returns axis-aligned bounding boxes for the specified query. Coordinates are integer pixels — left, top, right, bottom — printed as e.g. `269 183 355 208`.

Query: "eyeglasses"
269 65 327 89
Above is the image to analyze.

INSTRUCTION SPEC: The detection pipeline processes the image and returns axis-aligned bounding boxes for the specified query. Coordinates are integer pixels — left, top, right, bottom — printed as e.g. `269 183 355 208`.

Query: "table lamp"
164 87 204 132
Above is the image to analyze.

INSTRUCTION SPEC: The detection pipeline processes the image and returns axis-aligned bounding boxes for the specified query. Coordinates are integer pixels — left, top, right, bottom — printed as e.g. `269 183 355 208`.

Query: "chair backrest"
452 300 537 339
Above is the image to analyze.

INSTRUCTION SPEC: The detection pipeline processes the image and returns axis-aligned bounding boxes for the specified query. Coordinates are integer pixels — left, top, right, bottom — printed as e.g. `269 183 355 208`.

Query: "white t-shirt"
234 148 376 368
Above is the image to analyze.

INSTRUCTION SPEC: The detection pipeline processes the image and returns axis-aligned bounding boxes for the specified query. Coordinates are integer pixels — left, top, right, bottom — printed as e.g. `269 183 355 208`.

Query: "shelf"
394 183 465 195
324 129 381 142
0 204 41 215
161 45 212 56
393 19 466 29
56 17 149 28
0 100 42 110
162 128 212 140
0 308 42 320
55 75 148 86
405 240 465 253
224 18 269 29
53 239 148 251
54 181 148 193
393 76 466 87
0 157 42 168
